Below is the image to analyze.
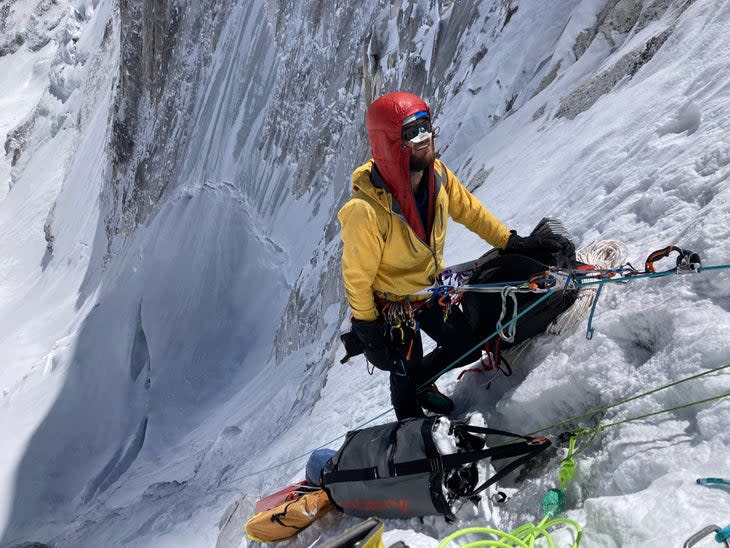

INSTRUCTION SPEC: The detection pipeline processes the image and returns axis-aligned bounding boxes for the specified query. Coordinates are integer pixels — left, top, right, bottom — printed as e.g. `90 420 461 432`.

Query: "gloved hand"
504 231 576 268
351 317 394 371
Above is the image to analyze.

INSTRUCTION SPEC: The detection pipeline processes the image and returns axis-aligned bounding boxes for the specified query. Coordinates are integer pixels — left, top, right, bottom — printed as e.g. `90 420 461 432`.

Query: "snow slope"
1 0 730 547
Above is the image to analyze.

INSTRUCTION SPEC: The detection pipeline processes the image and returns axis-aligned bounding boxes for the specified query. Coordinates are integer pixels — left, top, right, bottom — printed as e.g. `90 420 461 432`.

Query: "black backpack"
321 416 551 519
461 218 579 347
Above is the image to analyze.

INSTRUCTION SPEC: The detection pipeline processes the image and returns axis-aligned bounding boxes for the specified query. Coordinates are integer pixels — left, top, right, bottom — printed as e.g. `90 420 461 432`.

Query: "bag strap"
270 500 309 532
447 425 552 495
468 437 552 496
453 424 534 440
322 428 551 487
392 435 550 476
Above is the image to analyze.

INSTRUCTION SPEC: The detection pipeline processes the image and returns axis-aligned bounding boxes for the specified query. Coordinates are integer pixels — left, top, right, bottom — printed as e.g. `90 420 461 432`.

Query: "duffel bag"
321 415 550 520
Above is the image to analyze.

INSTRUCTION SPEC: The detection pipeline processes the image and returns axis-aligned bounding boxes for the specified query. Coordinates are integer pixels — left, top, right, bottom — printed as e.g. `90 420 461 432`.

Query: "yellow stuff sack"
245 488 331 542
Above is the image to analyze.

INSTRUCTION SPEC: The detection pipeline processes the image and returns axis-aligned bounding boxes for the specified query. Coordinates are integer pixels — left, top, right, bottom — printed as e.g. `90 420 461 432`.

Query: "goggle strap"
402 110 430 125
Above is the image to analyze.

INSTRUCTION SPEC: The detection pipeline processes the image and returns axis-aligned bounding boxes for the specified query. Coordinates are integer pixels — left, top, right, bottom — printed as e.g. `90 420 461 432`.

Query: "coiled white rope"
546 240 628 335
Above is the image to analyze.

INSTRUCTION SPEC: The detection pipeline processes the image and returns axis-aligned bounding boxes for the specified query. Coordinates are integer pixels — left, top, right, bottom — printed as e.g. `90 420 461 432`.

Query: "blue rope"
228 262 730 488
222 290 556 488
585 281 605 340
418 289 555 389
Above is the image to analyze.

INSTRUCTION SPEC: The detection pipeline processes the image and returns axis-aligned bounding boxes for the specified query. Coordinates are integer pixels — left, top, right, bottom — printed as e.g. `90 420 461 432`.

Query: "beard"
409 149 436 171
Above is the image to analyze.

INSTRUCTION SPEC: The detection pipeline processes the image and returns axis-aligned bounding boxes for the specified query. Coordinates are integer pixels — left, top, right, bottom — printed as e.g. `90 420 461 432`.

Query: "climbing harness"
380 299 418 336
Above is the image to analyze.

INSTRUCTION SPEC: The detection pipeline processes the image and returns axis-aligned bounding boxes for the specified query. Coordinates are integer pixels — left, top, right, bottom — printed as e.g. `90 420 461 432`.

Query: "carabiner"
684 525 730 548
645 245 702 273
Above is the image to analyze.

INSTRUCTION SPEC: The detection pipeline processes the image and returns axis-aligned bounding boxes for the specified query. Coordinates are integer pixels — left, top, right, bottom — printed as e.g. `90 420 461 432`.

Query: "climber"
337 91 570 419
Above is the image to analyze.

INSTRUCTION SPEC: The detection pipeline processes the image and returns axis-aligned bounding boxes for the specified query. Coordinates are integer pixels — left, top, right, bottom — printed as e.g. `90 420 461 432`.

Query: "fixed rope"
218 290 557 490
230 249 730 494
417 290 554 390
440 359 730 548
527 360 730 437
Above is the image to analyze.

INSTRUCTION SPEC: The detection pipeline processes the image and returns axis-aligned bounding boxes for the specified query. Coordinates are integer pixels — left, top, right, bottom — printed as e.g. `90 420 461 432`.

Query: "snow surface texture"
1 0 730 547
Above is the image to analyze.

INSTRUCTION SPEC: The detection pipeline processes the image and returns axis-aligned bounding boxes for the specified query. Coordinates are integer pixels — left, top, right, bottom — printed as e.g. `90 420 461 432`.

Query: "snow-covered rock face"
2 0 730 546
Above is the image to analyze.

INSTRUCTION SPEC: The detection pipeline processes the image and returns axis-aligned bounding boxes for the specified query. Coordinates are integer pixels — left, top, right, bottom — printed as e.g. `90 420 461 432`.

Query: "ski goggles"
401 119 432 142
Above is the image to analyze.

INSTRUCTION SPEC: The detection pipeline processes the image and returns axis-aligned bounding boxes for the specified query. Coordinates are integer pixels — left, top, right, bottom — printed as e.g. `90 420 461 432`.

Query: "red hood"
365 92 435 243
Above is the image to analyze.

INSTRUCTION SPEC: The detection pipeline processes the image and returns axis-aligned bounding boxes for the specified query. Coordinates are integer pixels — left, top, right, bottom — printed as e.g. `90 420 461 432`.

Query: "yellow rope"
438 518 583 548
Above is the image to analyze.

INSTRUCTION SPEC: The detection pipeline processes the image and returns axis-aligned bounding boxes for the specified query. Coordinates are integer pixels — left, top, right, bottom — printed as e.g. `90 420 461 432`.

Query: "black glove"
351 317 394 372
504 231 576 268
339 330 364 363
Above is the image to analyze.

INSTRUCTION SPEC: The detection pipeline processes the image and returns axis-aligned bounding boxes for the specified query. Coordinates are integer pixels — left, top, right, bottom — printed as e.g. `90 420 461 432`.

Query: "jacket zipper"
398 210 440 283
373 186 439 271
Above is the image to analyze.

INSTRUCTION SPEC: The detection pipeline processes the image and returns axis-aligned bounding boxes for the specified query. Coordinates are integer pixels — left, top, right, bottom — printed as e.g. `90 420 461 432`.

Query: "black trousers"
383 303 481 420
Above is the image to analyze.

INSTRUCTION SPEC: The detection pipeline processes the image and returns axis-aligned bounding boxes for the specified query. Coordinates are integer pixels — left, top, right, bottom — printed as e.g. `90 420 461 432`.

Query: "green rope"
594 389 730 432
527 361 730 437
558 436 577 491
531 375 730 458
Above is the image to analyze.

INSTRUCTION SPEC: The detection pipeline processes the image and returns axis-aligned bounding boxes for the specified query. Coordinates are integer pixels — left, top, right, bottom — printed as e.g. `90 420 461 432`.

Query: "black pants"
382 303 480 420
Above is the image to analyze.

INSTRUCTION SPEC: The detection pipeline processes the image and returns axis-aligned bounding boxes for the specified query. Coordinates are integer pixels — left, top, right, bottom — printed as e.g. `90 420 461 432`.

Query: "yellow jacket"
337 159 511 321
